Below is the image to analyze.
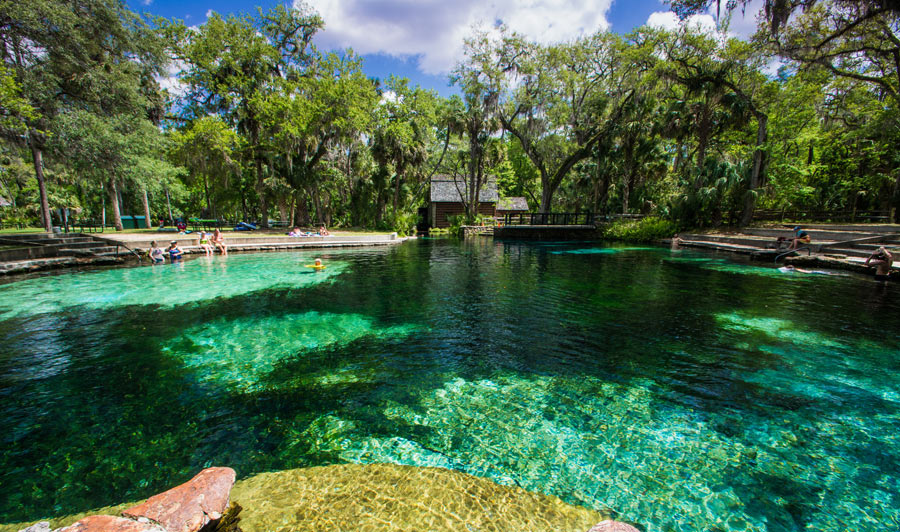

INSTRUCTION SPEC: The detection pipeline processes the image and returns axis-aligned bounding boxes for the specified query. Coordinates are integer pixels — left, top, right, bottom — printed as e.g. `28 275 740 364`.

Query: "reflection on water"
1 240 899 532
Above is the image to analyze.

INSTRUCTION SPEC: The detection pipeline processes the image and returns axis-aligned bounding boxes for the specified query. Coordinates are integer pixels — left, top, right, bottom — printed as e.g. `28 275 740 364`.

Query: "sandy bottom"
1 464 611 532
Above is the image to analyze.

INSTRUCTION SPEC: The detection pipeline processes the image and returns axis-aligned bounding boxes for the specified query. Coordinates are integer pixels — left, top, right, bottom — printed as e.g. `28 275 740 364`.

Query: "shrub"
601 216 678 242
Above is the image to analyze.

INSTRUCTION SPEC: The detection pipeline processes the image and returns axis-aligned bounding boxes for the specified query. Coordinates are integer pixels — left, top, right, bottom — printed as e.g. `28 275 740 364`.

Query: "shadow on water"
1 240 899 531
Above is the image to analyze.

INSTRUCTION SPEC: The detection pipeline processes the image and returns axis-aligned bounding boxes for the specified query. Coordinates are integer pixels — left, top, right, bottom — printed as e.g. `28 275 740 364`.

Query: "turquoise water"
1 241 899 531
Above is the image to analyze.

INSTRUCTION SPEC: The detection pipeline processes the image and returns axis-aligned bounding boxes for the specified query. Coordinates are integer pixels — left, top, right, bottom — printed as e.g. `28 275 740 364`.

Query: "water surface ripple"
1 241 898 532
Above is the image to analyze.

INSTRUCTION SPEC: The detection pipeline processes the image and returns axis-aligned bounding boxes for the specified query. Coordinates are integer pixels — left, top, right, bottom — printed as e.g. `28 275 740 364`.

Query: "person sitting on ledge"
166 240 183 261
212 229 228 256
317 225 329 236
866 246 893 281
787 226 811 250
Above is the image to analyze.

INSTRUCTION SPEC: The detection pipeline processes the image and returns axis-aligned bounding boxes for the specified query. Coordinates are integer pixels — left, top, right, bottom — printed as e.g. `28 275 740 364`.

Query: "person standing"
166 240 183 261
865 246 893 281
149 241 165 263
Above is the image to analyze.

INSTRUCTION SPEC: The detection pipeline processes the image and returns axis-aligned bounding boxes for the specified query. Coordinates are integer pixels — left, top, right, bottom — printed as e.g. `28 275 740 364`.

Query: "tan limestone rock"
57 515 158 532
122 467 236 532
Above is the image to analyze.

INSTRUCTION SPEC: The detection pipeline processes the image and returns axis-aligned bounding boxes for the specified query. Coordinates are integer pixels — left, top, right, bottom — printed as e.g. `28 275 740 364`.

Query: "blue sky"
131 0 764 97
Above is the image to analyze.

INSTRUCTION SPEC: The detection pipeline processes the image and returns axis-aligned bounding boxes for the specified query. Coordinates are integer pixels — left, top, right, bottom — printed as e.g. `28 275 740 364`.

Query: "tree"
169 116 242 220
668 0 900 33
766 2 900 107
53 112 176 231
1 0 167 231
460 29 636 213
371 76 440 228
166 4 323 228
640 26 772 224
259 51 377 226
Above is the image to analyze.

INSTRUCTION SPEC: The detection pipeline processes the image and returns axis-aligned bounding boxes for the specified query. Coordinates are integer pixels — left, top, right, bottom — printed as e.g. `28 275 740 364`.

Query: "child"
198 232 213 255
149 241 165 263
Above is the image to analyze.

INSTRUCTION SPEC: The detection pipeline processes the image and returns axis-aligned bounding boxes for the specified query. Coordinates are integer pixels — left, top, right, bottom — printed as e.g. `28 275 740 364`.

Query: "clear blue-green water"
1 240 899 531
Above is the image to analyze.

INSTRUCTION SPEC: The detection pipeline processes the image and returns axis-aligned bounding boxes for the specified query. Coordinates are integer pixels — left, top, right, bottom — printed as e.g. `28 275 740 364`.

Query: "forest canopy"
1 0 898 233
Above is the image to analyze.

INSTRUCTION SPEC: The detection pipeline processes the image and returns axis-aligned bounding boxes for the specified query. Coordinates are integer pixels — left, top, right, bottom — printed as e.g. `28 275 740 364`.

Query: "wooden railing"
502 212 595 226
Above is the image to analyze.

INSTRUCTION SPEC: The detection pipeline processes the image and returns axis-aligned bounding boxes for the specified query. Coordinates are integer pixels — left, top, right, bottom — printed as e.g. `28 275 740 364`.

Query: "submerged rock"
587 520 641 532
231 463 611 531
56 515 160 532
122 468 236 532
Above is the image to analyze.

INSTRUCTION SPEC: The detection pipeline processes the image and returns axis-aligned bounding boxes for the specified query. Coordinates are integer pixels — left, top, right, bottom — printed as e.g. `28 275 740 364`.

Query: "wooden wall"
431 202 496 228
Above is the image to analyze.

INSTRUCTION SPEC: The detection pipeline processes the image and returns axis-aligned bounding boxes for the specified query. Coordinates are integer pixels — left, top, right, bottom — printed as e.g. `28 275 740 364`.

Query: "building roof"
430 176 498 203
497 197 529 211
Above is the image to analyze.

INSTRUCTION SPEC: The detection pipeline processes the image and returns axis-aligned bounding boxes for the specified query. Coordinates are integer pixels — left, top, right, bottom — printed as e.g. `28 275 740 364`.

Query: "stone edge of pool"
0 235 410 277
5 465 642 532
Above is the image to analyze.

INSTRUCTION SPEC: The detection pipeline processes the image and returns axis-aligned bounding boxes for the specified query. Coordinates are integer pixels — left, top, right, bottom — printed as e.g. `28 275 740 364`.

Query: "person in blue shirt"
788 226 811 250
166 240 183 261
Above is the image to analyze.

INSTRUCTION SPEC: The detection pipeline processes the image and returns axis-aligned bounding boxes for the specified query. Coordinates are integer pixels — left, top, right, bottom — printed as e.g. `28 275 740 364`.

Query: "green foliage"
601 216 678 242
3 0 900 233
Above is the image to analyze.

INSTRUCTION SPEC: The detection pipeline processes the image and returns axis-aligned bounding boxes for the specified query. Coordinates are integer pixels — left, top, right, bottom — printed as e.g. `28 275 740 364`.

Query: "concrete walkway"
97 231 405 255
0 231 407 276
675 224 900 277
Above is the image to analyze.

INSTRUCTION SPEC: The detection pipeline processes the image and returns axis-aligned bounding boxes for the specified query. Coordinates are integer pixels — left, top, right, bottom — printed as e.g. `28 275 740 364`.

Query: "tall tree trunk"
296 193 310 226
203 174 211 216
108 179 123 231
375 189 385 227
165 187 174 224
393 171 402 217
312 185 323 224
539 173 554 213
739 114 768 226
117 184 125 217
256 159 268 228
30 142 52 232
141 187 152 228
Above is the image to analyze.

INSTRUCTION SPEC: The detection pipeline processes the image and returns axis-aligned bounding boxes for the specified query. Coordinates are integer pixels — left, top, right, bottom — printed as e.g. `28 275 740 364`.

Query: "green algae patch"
666 256 813 280
230 463 611 532
550 247 656 255
163 311 418 390
715 312 845 349
0 252 347 320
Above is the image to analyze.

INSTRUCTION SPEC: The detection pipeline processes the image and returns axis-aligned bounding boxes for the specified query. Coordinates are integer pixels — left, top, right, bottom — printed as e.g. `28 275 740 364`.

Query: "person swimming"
777 265 832 275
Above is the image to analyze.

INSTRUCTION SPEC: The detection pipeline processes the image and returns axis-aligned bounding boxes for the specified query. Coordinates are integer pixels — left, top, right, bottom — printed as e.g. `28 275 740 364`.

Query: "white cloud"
157 60 188 98
206 9 214 19
302 0 614 75
646 0 764 40
142 0 152 5
720 0 764 39
646 11 718 34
